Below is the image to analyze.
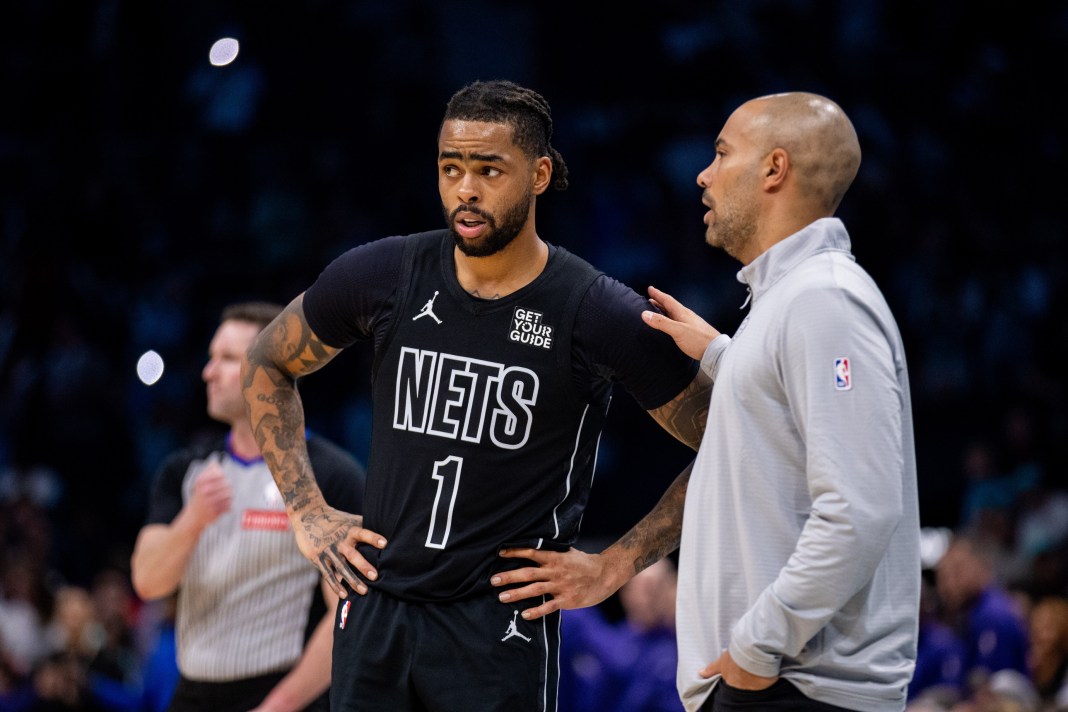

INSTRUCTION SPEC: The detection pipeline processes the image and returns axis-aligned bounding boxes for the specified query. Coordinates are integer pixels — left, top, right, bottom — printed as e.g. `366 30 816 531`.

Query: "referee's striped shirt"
144 434 364 681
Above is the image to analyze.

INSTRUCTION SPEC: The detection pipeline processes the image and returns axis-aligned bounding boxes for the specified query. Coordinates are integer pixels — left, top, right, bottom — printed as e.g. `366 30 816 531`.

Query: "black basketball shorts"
330 589 561 712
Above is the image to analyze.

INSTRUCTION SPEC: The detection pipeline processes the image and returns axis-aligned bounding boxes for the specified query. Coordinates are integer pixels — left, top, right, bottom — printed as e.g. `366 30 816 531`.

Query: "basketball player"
240 80 709 711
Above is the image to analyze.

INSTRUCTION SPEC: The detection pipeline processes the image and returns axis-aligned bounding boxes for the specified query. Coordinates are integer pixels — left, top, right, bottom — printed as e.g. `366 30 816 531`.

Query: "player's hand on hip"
293 506 387 598
700 649 777 691
642 285 721 361
492 547 613 620
189 461 232 529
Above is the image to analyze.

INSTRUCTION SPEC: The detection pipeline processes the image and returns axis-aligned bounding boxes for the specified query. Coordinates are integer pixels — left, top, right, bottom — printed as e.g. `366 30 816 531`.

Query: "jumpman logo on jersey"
413 291 442 324
500 610 531 643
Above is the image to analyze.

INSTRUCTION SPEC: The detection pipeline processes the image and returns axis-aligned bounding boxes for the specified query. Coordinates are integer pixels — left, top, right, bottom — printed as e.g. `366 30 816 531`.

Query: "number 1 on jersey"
425 456 462 549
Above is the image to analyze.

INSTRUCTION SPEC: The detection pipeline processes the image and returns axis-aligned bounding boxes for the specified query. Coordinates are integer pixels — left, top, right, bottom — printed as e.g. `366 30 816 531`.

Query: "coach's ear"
763 148 789 192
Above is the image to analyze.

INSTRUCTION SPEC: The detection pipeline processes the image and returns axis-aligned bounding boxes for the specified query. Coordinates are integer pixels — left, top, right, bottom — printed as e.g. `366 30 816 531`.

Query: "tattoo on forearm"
618 463 692 575
255 409 316 508
243 299 339 512
652 373 711 451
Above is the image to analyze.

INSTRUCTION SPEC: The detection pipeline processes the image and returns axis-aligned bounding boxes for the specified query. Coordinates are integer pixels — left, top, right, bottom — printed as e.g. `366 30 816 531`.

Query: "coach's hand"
293 505 387 599
642 285 721 361
700 649 778 690
492 547 627 620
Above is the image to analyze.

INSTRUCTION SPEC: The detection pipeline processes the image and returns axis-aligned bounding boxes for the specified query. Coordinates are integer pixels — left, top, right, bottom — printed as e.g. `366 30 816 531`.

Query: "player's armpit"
648 370 711 451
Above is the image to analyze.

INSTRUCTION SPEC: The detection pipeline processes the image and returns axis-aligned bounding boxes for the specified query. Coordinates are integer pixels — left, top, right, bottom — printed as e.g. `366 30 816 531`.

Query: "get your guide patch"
510 307 553 350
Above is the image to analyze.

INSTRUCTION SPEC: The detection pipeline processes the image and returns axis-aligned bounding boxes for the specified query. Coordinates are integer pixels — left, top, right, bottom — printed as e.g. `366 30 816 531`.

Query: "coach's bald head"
742 92 861 214
697 91 862 263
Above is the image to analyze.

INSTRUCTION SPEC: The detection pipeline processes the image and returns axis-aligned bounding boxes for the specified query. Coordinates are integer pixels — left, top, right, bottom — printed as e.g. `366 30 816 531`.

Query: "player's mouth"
454 212 488 239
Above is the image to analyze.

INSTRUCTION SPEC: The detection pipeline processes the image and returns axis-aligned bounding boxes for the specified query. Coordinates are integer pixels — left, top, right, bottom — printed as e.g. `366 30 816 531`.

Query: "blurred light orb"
919 526 952 570
209 37 240 67
137 350 165 386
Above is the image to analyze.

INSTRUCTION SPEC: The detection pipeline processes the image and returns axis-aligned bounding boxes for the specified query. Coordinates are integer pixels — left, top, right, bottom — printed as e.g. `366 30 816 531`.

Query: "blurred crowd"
2 0 1067 710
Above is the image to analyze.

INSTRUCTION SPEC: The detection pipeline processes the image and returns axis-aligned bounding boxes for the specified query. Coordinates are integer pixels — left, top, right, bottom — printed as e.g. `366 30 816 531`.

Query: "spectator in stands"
936 533 1030 697
1027 596 1068 709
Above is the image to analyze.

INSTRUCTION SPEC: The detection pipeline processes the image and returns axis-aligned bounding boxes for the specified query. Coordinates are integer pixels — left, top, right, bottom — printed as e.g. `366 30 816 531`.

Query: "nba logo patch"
834 357 852 391
339 600 351 630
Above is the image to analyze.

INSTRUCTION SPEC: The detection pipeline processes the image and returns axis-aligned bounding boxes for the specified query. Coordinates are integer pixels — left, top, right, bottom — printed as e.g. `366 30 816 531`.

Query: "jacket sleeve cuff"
700 334 731 380
728 636 782 680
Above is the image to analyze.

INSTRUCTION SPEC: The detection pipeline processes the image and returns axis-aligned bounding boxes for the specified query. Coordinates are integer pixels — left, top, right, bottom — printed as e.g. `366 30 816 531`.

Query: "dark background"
1 0 1066 592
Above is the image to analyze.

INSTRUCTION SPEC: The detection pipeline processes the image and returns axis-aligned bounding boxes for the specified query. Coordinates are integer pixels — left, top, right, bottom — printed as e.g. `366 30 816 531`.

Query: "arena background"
1 1 1066 597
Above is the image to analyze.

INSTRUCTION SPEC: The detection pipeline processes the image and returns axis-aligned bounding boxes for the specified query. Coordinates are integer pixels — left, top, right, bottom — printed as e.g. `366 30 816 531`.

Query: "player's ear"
532 156 552 195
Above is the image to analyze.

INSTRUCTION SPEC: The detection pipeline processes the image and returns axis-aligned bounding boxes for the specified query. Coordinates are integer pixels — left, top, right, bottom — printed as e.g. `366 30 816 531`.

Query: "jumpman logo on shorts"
413 291 442 324
501 610 531 643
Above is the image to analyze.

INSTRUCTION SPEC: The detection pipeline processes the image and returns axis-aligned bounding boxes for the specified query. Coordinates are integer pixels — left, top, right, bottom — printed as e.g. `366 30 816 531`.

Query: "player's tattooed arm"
241 294 386 597
649 370 711 451
611 459 691 575
494 460 691 620
241 295 338 509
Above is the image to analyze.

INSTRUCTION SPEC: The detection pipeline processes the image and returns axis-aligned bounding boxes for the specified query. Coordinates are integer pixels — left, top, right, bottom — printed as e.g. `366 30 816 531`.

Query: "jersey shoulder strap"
370 229 448 377
547 246 603 373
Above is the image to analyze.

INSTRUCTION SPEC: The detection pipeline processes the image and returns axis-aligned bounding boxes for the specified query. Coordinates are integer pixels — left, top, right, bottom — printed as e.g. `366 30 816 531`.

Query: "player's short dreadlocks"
441 80 570 191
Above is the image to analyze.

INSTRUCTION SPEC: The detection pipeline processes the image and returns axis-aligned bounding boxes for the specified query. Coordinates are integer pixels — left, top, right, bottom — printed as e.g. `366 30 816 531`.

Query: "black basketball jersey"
362 230 610 602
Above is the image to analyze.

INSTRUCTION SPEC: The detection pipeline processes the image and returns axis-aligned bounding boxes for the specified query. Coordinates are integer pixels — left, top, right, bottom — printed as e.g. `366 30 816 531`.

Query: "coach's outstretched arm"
241 293 386 598
494 460 692 620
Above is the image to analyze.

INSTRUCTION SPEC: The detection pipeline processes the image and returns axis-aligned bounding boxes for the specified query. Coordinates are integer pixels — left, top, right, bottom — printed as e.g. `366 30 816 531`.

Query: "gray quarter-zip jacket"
676 218 920 711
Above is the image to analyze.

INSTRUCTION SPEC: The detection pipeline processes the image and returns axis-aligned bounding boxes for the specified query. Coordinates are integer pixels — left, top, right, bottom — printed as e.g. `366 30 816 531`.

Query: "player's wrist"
599 545 639 594
284 491 328 520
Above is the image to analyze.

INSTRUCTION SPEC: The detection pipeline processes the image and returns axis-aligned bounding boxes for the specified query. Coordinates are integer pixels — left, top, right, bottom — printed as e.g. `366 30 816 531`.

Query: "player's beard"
446 191 532 258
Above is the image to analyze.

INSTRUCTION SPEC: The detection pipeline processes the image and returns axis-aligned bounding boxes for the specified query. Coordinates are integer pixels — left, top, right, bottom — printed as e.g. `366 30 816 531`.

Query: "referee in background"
131 302 365 712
